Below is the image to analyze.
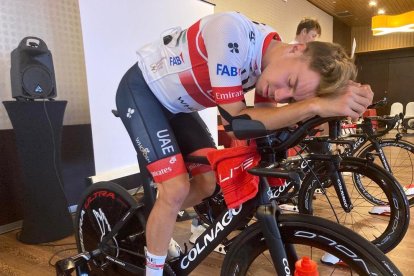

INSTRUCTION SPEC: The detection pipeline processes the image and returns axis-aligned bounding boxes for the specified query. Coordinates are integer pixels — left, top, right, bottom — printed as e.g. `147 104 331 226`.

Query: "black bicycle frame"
169 199 257 275
168 172 299 275
268 152 353 212
344 132 393 174
341 115 406 174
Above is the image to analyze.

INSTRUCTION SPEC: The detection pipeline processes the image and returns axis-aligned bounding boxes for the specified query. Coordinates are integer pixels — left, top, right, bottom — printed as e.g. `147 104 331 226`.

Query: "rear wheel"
221 214 402 275
357 139 414 206
297 157 409 253
75 181 146 275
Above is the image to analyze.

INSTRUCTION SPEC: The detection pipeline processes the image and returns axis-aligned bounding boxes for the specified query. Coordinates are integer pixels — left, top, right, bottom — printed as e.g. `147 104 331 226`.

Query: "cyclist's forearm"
239 98 319 130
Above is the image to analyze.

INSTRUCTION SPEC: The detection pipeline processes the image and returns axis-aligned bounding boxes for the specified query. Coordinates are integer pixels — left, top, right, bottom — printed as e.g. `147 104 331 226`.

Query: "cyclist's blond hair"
302 41 357 96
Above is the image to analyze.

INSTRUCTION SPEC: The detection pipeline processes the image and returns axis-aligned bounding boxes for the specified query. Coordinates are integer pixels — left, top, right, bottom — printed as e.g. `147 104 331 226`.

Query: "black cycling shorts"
115 63 216 180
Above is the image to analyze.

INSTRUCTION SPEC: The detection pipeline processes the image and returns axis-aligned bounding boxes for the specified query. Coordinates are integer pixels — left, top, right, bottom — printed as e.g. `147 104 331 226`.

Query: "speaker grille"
22 65 53 98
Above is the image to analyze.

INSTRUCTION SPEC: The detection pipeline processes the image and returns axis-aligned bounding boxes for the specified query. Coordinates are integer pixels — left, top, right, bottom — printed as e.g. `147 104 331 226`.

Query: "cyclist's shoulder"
201 12 265 35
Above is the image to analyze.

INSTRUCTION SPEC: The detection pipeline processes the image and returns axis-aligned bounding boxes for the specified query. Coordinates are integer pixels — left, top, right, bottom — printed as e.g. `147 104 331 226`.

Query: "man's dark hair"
296 17 321 36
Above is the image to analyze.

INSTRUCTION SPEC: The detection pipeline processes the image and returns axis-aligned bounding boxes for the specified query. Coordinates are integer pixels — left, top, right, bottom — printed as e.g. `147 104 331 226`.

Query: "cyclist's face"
256 50 320 103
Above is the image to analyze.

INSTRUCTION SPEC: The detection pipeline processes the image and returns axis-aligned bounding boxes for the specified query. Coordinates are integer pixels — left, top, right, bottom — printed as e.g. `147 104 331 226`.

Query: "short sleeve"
202 14 248 104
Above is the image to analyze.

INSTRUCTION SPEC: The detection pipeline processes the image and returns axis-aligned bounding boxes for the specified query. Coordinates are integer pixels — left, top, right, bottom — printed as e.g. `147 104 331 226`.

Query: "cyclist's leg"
146 174 190 251
170 112 217 208
116 63 190 274
183 155 216 209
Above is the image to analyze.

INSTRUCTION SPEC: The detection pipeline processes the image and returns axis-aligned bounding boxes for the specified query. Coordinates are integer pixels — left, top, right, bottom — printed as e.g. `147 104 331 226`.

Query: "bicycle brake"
365 152 378 163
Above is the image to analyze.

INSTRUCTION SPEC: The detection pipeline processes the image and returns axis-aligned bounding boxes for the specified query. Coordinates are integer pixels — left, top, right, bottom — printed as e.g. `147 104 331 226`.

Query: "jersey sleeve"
202 14 249 105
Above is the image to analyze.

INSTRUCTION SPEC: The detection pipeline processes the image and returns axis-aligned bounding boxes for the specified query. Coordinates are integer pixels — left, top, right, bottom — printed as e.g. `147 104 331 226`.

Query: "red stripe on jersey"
146 154 187 183
213 85 244 104
178 71 216 107
181 20 215 106
262 32 281 57
187 21 211 93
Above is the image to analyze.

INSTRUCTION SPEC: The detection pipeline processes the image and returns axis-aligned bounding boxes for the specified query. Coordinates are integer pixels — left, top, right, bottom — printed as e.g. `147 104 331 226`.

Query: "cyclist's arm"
218 98 319 132
219 82 373 133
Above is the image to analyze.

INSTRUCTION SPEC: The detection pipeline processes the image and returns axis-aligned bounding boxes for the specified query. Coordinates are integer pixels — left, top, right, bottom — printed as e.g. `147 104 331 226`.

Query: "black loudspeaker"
10 36 57 100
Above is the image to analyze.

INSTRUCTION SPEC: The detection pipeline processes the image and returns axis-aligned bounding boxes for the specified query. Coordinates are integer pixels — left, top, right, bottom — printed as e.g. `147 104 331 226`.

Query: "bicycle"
317 97 414 206
194 115 411 254
56 116 403 275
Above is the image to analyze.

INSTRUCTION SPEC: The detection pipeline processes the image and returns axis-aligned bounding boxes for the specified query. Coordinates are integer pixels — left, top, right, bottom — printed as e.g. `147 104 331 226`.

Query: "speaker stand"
3 100 73 244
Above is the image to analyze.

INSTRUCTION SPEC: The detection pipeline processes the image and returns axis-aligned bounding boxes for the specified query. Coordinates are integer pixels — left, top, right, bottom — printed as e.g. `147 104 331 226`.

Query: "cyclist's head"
256 41 356 103
301 41 357 96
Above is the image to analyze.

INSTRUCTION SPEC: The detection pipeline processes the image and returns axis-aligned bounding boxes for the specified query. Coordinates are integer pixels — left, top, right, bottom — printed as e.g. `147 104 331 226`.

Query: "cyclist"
290 17 321 44
115 11 373 276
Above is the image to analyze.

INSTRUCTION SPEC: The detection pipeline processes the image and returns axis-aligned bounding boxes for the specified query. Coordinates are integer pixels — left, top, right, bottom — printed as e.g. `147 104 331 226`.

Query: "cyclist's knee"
192 171 216 198
157 174 190 210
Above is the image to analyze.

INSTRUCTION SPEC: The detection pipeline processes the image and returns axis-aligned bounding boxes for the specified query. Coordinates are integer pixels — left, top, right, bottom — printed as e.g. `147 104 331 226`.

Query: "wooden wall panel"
352 25 414 53
333 17 352 54
356 47 414 115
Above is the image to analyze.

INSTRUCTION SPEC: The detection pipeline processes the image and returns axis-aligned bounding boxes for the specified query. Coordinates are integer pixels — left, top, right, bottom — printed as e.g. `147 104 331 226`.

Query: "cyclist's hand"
317 82 373 120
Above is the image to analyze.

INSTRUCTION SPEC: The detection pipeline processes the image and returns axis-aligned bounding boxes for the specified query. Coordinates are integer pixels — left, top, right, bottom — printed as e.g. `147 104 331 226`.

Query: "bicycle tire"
221 214 402 275
75 181 146 275
297 156 409 253
357 139 414 206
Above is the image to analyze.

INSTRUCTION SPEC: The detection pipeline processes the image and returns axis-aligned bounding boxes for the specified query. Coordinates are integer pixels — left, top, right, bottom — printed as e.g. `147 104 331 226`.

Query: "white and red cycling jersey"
136 12 281 113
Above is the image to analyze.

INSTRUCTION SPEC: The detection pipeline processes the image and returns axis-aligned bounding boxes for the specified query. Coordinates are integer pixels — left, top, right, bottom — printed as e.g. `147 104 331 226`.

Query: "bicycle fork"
327 155 353 212
255 178 296 275
310 154 353 213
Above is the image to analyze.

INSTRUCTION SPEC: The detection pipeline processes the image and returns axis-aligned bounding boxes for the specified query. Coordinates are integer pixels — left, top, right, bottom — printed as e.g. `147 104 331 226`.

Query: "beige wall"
0 0 89 129
352 25 414 53
211 0 333 43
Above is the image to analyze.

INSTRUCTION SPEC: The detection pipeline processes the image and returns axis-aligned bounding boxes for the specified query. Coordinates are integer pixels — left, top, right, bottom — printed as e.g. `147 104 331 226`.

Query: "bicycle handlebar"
272 116 343 151
357 114 399 138
367 97 387 109
232 116 344 151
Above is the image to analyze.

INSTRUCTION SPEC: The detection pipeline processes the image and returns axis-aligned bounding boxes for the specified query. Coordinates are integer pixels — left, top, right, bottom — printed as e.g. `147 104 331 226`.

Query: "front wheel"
297 157 410 253
221 214 402 275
